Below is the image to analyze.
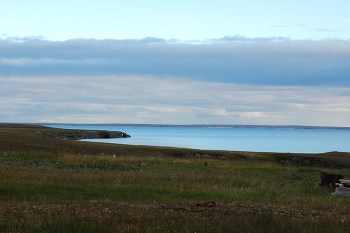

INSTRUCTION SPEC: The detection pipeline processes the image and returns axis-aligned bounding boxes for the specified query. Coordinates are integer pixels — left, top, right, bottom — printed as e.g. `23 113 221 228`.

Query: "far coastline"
20 123 350 130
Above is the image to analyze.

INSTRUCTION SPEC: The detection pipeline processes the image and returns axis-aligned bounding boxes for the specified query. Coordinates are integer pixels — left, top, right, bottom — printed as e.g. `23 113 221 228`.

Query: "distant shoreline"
13 123 350 130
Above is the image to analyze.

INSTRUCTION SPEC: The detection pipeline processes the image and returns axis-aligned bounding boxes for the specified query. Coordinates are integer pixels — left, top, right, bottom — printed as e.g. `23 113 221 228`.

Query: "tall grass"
1 155 350 210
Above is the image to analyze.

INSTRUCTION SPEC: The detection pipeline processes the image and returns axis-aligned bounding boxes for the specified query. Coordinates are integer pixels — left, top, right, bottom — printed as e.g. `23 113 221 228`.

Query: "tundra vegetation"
1 124 350 232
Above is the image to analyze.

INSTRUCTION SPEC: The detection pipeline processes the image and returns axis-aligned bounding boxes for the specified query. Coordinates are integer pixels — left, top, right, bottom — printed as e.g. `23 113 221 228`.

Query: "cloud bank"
1 35 350 126
1 75 350 126
1 36 350 86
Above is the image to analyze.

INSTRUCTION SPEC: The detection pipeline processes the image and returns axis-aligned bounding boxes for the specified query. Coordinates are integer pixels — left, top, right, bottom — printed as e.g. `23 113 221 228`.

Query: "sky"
1 0 350 126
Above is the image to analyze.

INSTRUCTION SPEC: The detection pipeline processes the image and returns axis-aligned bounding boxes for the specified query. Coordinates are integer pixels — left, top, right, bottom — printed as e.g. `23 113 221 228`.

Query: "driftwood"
339 179 350 184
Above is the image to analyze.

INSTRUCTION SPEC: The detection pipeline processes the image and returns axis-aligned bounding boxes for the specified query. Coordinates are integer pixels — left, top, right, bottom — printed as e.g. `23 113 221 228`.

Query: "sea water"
46 125 350 153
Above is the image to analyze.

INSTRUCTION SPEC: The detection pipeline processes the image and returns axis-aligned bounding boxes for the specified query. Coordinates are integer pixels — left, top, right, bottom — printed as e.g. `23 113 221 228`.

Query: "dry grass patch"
1 201 350 233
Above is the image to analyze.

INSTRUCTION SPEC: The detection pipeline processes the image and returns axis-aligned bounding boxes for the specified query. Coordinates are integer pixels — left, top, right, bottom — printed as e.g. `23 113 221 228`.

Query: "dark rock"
234 156 247 161
280 156 350 169
43 130 131 140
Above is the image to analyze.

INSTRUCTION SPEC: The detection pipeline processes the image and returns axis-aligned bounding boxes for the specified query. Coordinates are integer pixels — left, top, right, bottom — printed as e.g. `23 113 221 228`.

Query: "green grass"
0 161 348 208
2 123 350 232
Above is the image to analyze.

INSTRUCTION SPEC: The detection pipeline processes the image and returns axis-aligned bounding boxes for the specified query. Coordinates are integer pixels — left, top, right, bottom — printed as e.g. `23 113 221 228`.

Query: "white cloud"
237 112 268 118
311 28 345 32
145 106 179 113
1 75 350 126
0 58 27 66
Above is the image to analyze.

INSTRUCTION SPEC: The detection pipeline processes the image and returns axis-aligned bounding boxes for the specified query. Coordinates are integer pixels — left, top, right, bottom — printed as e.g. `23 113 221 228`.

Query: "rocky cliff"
38 130 131 140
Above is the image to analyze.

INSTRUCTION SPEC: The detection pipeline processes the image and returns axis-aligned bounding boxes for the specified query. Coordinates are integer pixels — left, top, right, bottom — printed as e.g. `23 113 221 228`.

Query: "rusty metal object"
319 172 344 187
196 201 216 207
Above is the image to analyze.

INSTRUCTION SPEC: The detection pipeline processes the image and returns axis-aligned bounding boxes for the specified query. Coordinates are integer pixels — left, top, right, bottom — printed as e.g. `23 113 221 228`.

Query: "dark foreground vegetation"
1 123 350 232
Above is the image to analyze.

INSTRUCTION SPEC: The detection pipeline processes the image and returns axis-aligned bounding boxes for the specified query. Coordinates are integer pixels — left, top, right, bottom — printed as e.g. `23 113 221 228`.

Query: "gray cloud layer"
1 36 350 86
2 36 350 125
2 75 350 126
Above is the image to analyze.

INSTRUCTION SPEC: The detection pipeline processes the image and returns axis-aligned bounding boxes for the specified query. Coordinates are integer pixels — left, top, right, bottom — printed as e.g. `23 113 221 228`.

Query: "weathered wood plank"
339 179 350 183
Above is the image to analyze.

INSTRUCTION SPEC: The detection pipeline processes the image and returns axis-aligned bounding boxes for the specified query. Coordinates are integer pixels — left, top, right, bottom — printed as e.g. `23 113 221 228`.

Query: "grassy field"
1 123 350 232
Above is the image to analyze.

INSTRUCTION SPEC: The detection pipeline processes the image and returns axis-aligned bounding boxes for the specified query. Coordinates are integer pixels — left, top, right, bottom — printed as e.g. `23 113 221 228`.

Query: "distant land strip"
14 123 350 130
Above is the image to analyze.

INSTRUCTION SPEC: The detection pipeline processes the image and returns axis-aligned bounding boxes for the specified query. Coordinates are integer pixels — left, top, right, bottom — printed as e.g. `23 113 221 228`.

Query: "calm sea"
46 125 350 153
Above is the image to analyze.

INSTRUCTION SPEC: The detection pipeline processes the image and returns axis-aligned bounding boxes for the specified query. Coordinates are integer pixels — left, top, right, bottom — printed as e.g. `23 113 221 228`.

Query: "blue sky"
1 0 350 126
2 0 350 40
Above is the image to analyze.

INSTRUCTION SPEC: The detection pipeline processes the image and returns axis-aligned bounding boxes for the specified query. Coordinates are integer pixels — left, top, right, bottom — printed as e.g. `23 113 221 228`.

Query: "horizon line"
5 122 350 130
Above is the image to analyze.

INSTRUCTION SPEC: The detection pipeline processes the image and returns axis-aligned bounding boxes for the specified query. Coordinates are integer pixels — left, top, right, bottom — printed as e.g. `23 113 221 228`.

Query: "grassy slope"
1 123 350 232
2 123 350 161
